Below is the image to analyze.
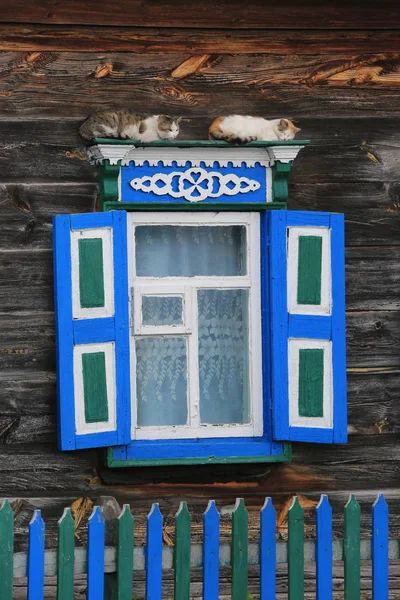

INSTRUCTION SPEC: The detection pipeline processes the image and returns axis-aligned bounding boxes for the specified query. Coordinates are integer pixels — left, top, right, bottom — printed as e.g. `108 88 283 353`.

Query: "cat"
208 116 301 144
79 111 182 142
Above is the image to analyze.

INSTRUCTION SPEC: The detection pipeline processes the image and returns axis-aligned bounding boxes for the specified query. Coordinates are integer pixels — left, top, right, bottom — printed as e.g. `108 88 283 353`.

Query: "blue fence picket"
87 506 105 600
316 494 332 600
146 503 163 600
27 510 45 600
203 500 220 600
372 494 389 600
260 497 276 600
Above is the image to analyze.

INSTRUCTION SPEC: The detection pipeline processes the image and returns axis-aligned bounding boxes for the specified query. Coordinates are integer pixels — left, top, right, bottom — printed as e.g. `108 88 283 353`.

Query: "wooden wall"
0 1 399 554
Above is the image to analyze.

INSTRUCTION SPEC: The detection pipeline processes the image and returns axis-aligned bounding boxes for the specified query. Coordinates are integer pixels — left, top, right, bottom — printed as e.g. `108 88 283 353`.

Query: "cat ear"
278 118 288 131
294 126 301 133
176 116 183 123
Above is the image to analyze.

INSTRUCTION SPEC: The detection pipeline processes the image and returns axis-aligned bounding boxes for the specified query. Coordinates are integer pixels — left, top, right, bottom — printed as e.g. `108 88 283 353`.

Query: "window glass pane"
136 337 188 426
142 296 183 326
135 225 246 277
198 289 250 425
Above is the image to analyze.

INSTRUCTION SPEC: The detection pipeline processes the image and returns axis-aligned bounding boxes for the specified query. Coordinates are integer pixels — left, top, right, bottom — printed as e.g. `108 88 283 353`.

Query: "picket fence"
0 494 397 600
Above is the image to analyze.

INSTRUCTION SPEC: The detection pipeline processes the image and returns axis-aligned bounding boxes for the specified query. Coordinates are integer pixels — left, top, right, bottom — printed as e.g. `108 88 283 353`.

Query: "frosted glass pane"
135 225 246 277
136 337 188 426
142 296 183 326
198 289 250 425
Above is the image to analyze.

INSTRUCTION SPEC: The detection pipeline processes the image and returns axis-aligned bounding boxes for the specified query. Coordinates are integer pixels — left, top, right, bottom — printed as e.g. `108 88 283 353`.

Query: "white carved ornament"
129 167 260 203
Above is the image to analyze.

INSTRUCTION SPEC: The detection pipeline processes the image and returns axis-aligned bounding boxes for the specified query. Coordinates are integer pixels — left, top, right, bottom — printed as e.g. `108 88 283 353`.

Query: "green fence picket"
117 504 134 600
288 496 304 600
344 494 361 600
0 499 14 600
231 498 248 600
57 508 75 600
174 501 191 600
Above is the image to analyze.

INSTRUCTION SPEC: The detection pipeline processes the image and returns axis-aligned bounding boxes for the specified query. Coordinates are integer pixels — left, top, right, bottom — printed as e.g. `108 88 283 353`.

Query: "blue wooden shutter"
53 211 131 450
269 210 347 443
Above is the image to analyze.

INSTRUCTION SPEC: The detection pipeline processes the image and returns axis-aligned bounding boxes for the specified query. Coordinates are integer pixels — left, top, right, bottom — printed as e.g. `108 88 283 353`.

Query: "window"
129 212 262 440
53 208 346 465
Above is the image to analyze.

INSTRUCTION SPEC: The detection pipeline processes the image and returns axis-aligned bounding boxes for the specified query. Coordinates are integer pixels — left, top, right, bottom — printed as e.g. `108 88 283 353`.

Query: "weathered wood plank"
1 369 398 437
0 181 398 249
0 368 397 446
0 1 398 29
289 182 400 246
0 184 97 250
345 311 400 368
2 138 399 184
1 27 400 54
347 369 400 435
0 371 55 415
345 246 400 311
1 248 398 311
1 75 400 118
1 117 400 148
0 444 98 494
0 311 397 372
1 115 400 182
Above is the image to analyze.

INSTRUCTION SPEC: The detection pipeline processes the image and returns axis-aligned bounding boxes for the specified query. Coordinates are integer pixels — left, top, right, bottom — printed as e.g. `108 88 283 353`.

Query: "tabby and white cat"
79 110 181 142
209 116 300 144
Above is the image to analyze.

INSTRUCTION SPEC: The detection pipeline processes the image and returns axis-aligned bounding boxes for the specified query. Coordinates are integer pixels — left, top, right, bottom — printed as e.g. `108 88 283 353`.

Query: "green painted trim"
298 349 324 418
344 495 361 600
78 238 105 308
288 497 304 600
272 161 291 204
95 138 310 147
106 443 292 467
174 502 191 600
99 161 120 209
0 500 14 600
117 505 134 600
103 201 287 212
231 499 248 600
57 508 74 600
297 235 322 305
82 352 109 423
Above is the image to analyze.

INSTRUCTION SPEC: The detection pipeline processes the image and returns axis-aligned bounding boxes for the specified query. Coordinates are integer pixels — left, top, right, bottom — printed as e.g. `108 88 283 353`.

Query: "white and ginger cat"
209 116 301 144
79 110 181 142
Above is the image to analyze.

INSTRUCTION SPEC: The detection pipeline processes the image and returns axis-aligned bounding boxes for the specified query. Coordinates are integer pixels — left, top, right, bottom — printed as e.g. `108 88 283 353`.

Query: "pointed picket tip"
373 493 388 510
176 500 189 516
345 494 360 511
261 497 275 514
288 495 304 518
204 499 218 516
58 507 74 526
233 498 247 513
88 505 104 525
148 502 163 522
29 509 45 527
0 499 11 511
0 499 13 518
118 503 133 522
317 494 331 511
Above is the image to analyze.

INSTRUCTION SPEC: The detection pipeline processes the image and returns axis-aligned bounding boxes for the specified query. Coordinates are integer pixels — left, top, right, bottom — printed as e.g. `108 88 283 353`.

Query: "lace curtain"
135 225 250 428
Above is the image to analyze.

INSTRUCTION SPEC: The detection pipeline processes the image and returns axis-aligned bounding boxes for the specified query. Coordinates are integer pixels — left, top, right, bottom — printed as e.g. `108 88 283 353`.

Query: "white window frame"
127 211 263 440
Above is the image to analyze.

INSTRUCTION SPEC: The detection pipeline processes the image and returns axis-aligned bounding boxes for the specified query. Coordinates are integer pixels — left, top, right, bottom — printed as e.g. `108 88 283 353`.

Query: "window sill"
106 440 292 468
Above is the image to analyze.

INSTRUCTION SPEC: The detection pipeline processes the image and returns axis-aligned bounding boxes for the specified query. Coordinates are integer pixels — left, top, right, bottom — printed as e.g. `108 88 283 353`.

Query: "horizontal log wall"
0 0 399 556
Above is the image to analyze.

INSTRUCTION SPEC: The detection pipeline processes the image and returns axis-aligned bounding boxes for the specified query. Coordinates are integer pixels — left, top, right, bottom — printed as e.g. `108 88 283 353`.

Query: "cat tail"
208 118 231 141
208 118 256 145
79 119 94 141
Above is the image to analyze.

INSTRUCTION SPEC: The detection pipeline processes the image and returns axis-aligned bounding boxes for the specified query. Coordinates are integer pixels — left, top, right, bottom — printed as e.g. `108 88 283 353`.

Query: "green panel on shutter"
82 352 109 423
298 349 324 417
78 238 105 308
297 235 322 305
